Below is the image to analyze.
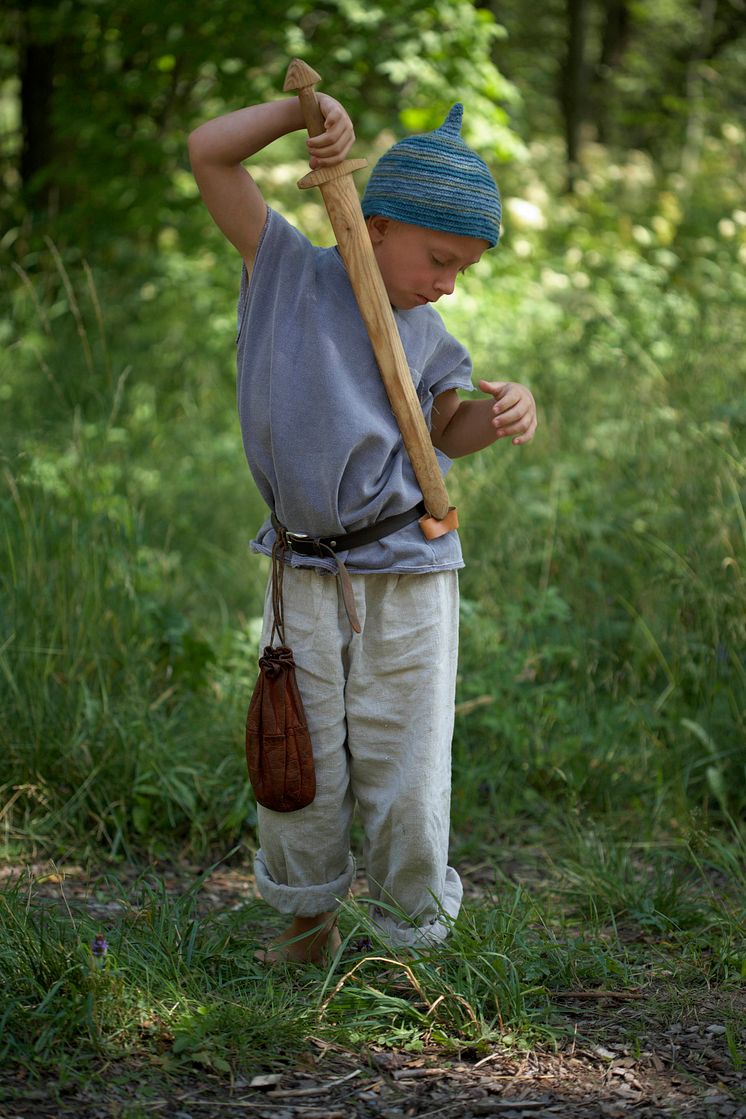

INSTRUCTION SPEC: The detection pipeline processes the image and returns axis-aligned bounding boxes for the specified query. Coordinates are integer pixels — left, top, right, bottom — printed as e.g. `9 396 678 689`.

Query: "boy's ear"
366 214 391 243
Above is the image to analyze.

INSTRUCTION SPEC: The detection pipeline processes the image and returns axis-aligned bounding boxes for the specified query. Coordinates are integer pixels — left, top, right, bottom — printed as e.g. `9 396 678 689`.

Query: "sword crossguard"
297 159 368 190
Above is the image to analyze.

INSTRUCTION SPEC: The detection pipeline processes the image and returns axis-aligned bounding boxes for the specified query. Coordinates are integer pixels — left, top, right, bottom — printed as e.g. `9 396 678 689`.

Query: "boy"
189 89 536 963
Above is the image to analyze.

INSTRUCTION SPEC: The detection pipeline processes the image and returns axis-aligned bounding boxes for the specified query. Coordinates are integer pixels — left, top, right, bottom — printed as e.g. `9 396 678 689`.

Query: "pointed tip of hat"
438 103 464 139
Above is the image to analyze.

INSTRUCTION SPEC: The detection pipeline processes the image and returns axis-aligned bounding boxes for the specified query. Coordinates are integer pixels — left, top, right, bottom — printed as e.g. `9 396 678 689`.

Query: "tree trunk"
594 0 630 143
561 0 588 191
19 14 56 212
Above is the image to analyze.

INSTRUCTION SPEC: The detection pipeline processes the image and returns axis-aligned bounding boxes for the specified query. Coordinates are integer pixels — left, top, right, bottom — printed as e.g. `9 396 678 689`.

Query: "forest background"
1 0 745 1106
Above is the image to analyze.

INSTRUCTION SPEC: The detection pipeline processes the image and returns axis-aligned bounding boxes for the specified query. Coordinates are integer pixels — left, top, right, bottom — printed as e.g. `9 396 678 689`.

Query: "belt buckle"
285 530 320 556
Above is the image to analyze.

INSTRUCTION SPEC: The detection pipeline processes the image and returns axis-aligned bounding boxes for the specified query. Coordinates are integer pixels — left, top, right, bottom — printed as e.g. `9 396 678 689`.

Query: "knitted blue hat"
361 104 501 247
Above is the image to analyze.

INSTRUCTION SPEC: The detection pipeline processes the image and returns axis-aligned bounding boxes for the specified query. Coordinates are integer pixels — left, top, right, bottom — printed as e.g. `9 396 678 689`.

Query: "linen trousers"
253 564 463 948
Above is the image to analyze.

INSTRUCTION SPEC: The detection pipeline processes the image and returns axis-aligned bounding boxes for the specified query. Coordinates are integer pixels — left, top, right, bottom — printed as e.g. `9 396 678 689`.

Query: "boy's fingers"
307 128 355 163
479 379 535 409
478 379 537 445
493 399 535 431
309 119 351 143
492 393 523 420
309 108 353 138
494 414 530 436
308 95 355 161
478 378 508 397
308 135 347 154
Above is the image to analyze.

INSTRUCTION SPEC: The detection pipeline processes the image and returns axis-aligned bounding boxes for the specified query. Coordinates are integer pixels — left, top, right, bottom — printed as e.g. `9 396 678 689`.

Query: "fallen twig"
550 989 644 1000
391 1067 450 1080
268 1068 363 1098
319 955 429 1015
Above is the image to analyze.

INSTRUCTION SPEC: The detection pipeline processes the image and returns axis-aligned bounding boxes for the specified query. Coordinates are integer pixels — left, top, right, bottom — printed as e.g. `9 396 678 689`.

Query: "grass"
0 871 314 1076
1 829 742 1085
1 151 745 1097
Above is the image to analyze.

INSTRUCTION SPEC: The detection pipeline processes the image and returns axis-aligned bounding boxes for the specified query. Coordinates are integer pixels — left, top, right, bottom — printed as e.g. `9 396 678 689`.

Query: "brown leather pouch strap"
269 535 287 645
316 543 362 634
271 524 362 635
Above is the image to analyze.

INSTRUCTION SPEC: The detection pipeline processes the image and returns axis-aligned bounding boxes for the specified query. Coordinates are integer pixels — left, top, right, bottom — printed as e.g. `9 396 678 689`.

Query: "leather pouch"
245 536 316 812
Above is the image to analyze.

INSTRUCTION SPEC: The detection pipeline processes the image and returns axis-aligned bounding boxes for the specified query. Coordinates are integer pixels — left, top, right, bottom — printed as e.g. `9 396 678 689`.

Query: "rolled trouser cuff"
255 848 356 916
371 865 463 948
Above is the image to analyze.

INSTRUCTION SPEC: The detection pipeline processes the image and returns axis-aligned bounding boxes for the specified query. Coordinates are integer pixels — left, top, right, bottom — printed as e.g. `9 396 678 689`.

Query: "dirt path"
3 1022 745 1119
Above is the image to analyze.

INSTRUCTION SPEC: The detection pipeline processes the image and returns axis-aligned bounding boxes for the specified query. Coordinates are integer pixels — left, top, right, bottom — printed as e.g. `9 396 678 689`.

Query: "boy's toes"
254 945 294 966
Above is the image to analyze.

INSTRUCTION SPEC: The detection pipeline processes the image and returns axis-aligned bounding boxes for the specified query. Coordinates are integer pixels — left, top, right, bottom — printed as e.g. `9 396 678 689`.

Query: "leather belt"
270 502 426 634
271 502 426 557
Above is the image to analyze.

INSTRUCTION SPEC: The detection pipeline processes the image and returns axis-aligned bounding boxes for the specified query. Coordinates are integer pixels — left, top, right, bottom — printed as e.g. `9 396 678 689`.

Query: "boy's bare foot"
256 912 341 965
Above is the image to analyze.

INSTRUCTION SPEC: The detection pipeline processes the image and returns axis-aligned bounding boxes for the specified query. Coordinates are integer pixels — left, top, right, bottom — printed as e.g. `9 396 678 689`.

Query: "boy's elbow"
187 127 204 163
430 429 457 458
432 435 458 459
187 125 216 167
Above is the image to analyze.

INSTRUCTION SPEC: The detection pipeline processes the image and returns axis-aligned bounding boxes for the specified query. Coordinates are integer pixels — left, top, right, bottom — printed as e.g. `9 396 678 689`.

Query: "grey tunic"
236 208 474 573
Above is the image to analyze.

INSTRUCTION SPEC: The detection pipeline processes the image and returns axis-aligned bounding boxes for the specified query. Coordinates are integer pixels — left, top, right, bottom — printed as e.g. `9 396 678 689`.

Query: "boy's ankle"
261 912 340 965
291 912 335 934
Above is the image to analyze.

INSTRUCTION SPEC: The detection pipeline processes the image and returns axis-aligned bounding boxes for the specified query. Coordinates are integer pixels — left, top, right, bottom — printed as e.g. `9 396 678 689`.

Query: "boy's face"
367 216 489 311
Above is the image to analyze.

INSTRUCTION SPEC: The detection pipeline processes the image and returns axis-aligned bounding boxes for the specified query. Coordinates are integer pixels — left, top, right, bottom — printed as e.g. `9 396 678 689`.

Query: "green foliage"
0 439 258 856
0 256 262 857
1 0 517 255
441 125 746 835
487 0 746 160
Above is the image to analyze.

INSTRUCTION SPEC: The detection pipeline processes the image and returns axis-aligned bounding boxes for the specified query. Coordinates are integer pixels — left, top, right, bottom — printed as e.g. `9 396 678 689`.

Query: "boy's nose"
434 273 456 296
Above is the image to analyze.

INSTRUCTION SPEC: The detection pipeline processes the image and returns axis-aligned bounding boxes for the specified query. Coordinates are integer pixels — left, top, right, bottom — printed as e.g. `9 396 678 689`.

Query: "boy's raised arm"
188 96 354 270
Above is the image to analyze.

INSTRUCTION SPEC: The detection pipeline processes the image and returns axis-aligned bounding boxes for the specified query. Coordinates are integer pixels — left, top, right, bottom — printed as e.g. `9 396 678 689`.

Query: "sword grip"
283 59 326 138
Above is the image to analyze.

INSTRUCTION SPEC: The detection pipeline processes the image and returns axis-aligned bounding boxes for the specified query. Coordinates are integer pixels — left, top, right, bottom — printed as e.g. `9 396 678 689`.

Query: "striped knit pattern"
362 104 501 247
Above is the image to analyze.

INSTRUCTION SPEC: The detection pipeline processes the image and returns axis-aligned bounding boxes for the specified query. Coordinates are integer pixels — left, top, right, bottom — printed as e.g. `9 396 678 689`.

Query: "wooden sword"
283 58 458 539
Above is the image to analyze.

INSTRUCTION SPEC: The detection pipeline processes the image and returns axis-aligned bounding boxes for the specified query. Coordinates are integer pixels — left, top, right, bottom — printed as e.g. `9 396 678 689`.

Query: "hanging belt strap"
270 502 426 634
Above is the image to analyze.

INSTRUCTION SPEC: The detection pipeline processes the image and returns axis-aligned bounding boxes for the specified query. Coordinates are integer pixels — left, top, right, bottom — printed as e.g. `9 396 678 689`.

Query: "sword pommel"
283 58 321 92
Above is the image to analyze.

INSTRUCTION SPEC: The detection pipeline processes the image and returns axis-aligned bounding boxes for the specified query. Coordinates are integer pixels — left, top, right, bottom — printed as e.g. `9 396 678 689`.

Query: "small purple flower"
91 934 109 968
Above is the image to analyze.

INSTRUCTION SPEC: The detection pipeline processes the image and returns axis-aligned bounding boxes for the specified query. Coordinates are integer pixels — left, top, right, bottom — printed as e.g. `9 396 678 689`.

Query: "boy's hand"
307 94 355 169
478 380 537 446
